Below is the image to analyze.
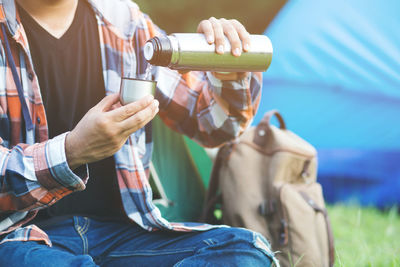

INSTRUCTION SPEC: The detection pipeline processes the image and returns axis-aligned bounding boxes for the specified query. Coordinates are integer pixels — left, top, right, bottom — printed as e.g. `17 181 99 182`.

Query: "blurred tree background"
133 0 287 34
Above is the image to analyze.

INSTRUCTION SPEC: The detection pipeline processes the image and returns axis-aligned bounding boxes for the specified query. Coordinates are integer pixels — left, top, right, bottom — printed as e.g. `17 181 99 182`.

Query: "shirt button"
28 73 34 81
36 117 41 124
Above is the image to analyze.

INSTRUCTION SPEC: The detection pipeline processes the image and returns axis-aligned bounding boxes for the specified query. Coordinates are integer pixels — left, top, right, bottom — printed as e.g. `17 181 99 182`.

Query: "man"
0 0 277 266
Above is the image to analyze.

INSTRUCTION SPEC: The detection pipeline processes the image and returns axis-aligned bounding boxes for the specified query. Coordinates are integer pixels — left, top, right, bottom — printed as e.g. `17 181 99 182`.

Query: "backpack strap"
299 191 335 267
200 143 234 223
253 110 286 147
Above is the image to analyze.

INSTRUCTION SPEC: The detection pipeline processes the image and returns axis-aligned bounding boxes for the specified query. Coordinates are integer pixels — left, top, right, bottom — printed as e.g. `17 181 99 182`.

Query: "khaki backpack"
202 110 334 267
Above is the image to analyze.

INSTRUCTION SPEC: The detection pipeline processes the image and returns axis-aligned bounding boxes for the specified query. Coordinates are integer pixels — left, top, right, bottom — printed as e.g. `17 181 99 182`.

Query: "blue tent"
256 0 400 207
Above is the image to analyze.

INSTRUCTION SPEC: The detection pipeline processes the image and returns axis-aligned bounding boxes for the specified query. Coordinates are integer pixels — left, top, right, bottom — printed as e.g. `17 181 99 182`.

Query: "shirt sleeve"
135 11 263 148
0 133 88 213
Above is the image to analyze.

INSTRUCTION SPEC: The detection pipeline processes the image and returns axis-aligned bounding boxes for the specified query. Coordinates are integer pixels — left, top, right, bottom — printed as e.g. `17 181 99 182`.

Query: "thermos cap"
144 36 173 67
144 42 154 61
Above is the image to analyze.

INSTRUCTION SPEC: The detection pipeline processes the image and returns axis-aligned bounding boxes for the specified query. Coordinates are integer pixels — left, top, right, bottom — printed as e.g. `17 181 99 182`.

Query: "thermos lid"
144 36 173 67
144 42 154 62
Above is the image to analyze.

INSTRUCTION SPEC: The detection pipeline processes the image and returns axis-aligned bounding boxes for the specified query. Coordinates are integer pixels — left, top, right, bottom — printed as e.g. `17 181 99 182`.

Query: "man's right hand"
65 93 159 170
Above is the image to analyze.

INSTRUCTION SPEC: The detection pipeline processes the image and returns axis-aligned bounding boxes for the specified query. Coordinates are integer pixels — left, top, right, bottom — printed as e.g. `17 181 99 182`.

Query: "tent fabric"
257 0 400 206
151 116 211 222
318 149 400 207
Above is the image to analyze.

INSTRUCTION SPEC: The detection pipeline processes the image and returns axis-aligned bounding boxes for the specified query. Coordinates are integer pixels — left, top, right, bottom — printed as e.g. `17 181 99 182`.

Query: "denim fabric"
0 217 277 266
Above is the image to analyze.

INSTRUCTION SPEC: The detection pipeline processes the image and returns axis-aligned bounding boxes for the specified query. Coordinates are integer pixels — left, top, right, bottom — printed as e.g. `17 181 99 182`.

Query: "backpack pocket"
272 183 334 267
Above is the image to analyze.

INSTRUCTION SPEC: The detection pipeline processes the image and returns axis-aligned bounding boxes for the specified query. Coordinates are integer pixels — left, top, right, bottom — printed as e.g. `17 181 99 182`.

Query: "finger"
96 94 121 111
108 95 154 122
209 17 225 54
197 20 214 44
220 18 242 57
230 19 251 52
212 72 249 81
212 72 238 80
120 99 159 133
178 70 190 75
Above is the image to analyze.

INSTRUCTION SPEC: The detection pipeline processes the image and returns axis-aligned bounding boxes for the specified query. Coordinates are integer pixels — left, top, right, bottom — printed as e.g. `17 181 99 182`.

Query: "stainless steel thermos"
143 33 273 72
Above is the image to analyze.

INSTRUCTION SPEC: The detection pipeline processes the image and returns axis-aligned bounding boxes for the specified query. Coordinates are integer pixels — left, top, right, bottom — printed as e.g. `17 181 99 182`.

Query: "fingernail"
153 100 159 107
207 35 214 43
244 43 250 51
234 48 241 56
217 45 224 54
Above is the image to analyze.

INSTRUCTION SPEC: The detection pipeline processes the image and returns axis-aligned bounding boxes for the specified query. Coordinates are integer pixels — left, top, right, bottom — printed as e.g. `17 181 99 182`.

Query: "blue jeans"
0 216 276 266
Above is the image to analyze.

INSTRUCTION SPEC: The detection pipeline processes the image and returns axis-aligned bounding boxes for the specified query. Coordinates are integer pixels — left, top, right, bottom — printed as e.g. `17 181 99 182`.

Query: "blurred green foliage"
133 0 286 34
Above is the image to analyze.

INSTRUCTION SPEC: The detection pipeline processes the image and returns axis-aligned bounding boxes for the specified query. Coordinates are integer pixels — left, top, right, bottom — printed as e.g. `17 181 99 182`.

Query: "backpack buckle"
259 199 277 217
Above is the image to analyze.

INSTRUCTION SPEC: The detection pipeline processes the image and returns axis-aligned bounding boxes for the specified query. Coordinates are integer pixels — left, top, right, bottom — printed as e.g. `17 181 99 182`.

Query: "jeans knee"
251 231 280 266
0 241 97 267
196 227 279 266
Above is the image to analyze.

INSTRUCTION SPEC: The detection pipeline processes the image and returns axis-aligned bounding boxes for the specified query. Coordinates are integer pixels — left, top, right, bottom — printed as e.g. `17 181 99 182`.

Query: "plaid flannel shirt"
0 0 262 246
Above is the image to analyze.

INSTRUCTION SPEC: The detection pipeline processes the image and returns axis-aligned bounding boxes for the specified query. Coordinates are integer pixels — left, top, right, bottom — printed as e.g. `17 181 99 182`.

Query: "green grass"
328 205 400 267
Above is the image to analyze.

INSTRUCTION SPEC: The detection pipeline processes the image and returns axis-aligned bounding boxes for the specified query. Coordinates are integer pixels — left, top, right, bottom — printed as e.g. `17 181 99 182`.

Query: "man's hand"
197 17 250 56
65 94 159 170
197 17 250 80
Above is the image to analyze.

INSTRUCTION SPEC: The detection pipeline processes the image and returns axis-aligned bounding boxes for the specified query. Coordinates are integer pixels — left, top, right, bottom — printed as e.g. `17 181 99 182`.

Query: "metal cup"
119 77 157 105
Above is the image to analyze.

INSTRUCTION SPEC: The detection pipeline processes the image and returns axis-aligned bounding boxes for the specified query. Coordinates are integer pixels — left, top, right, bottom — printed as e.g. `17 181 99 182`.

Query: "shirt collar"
0 0 18 38
0 0 109 40
0 0 132 41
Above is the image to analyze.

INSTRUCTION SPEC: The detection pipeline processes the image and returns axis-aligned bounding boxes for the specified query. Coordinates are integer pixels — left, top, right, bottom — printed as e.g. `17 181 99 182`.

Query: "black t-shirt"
18 0 125 223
